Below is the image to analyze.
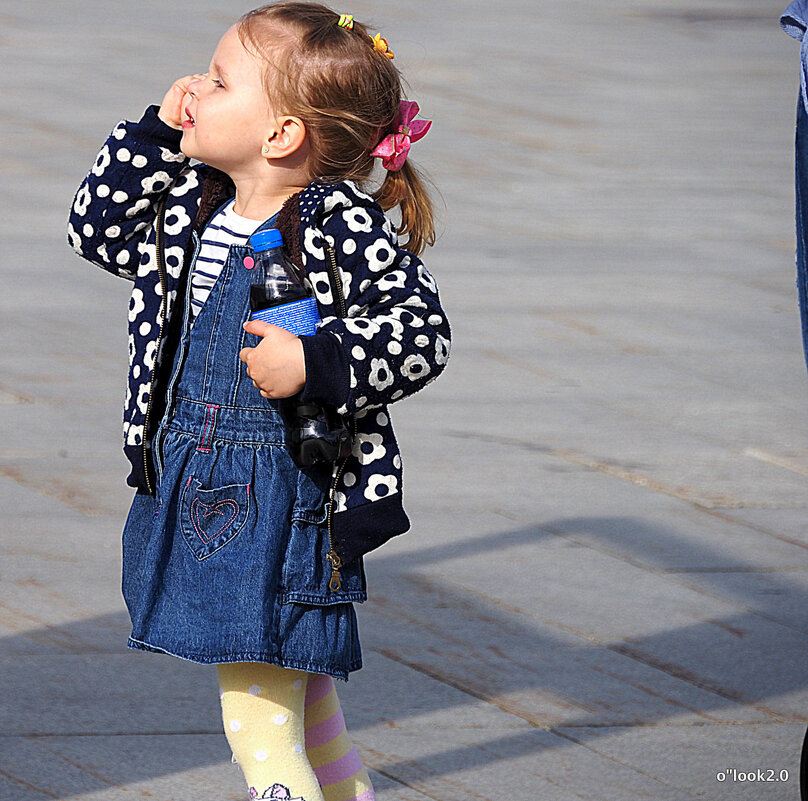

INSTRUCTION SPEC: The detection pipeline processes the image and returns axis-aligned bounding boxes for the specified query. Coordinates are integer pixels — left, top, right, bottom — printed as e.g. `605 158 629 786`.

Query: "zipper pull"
326 550 342 592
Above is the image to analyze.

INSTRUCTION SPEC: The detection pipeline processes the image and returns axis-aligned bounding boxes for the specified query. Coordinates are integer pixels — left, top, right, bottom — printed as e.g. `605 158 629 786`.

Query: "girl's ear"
261 116 307 159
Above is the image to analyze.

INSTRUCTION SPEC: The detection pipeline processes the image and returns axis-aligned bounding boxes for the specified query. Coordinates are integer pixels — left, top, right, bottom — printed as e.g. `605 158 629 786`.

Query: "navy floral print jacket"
67 106 451 564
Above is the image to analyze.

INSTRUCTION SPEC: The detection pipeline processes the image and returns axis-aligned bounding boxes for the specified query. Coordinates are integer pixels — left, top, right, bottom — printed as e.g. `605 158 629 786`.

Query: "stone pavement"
1 0 807 798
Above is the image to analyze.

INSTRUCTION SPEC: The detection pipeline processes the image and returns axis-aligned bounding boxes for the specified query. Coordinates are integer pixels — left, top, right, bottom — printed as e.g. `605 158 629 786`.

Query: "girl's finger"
169 73 205 98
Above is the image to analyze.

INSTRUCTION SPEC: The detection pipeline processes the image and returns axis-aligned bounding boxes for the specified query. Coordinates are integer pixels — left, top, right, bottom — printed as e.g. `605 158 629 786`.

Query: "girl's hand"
239 320 307 399
158 74 206 130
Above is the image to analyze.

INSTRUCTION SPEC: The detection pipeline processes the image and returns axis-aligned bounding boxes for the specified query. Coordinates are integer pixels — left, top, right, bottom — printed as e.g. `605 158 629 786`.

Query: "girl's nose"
187 72 209 97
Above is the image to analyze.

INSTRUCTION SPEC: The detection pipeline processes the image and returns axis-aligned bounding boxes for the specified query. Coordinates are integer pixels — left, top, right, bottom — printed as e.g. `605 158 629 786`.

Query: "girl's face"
181 25 276 174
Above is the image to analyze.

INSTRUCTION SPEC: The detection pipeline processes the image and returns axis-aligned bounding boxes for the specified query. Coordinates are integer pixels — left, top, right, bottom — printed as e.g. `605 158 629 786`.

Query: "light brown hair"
238 2 435 254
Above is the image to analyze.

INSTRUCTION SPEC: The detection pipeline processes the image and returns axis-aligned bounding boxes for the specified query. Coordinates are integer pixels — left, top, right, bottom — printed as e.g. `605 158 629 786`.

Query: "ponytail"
374 160 435 256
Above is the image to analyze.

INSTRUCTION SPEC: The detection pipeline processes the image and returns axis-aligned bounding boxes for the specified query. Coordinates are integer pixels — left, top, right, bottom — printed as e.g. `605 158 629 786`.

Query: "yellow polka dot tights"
217 662 375 801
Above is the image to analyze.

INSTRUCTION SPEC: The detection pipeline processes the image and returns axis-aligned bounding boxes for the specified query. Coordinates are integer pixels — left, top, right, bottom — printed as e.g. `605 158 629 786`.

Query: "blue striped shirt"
190 199 262 324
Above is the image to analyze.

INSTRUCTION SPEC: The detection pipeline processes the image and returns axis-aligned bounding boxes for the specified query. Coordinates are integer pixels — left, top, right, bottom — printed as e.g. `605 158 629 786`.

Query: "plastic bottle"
248 228 321 336
247 228 352 468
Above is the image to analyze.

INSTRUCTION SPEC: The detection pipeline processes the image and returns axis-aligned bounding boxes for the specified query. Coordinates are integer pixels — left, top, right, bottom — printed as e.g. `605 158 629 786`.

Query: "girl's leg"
304 674 376 801
217 662 325 801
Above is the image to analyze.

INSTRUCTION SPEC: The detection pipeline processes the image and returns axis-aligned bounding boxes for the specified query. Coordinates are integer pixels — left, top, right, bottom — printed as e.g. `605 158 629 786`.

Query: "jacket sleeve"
299 202 451 415
66 105 191 279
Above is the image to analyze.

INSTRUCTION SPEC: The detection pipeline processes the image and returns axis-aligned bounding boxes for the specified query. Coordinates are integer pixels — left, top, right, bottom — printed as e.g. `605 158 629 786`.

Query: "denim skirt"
121 400 366 679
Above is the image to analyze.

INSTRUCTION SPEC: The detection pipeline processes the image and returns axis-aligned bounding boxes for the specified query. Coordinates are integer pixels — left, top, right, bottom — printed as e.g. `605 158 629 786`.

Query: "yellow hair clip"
337 14 354 30
370 32 395 59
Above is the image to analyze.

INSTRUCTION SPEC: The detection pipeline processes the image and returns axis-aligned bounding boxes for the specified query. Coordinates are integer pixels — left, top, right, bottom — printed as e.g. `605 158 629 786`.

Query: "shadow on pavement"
4 516 807 797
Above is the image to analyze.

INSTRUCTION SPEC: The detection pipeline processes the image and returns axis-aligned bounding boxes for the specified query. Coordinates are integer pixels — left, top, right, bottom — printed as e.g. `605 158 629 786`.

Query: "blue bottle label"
249 296 321 336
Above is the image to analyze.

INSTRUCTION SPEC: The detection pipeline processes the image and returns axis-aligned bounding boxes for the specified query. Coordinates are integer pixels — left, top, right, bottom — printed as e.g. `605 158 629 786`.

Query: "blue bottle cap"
250 228 284 252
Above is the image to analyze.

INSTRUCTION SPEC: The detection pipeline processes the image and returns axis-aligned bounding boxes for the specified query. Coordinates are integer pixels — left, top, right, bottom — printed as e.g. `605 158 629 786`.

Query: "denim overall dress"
121 211 366 680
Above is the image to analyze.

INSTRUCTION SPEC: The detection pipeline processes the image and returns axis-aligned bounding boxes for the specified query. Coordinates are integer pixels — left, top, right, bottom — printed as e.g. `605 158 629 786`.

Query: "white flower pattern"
343 317 378 340
143 340 158 371
171 169 199 196
344 208 373 233
163 245 184 279
435 334 450 366
364 474 398 500
125 423 144 446
125 198 151 219
364 238 396 273
163 205 191 235
67 223 82 253
353 432 386 465
137 245 157 277
400 354 431 381
303 227 325 260
136 382 150 414
377 269 407 292
337 266 352 299
323 190 351 214
91 145 111 177
307 270 333 305
142 171 172 194
159 146 186 162
368 358 394 391
73 185 91 217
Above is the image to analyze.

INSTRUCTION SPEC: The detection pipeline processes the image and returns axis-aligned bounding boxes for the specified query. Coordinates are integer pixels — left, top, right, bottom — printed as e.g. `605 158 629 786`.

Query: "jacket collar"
192 167 235 234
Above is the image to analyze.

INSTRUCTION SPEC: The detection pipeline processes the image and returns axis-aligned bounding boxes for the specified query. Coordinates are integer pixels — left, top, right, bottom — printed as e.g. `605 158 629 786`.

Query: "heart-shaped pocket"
190 498 240 544
180 477 251 561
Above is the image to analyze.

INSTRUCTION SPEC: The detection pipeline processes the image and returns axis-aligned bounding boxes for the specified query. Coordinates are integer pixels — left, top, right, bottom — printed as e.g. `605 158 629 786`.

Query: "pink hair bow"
370 100 432 172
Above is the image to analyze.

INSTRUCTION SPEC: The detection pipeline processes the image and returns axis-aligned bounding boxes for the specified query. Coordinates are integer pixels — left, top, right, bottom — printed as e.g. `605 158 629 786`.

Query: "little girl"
67 3 450 799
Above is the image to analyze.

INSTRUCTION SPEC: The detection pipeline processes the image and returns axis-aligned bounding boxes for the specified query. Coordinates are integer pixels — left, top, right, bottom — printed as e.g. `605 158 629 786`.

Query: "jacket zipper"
324 245 355 592
161 229 201 421
141 193 170 496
